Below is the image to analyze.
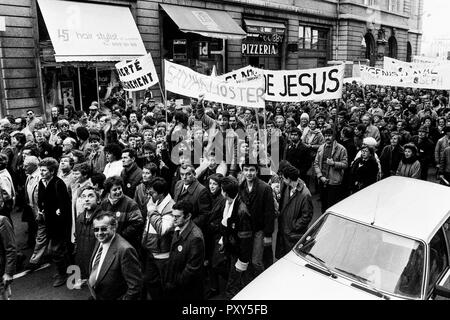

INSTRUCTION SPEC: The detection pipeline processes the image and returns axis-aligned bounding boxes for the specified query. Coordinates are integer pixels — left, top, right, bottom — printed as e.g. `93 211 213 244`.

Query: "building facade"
0 0 423 117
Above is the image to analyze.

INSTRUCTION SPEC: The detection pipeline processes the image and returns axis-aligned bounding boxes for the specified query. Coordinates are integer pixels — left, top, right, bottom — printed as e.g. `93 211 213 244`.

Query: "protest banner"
115 52 159 91
164 60 265 108
360 64 450 90
218 64 345 102
412 55 447 64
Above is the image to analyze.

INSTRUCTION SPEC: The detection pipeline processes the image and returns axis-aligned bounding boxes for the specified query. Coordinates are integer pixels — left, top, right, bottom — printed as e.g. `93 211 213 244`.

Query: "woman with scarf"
350 145 379 193
396 143 422 179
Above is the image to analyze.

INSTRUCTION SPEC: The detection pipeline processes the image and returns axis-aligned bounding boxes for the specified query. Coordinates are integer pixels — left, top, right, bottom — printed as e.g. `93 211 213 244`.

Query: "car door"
427 220 450 300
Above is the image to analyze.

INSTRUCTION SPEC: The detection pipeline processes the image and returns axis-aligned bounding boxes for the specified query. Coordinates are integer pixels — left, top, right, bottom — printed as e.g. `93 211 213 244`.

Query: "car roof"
327 176 450 243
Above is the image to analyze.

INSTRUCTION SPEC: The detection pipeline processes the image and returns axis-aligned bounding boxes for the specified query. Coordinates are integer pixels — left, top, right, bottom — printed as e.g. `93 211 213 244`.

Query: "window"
363 0 377 6
389 0 403 12
427 229 449 295
298 25 328 51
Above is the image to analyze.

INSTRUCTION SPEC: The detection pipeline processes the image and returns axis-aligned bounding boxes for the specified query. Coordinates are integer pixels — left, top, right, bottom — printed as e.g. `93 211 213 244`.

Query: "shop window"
304 27 311 49
363 0 377 6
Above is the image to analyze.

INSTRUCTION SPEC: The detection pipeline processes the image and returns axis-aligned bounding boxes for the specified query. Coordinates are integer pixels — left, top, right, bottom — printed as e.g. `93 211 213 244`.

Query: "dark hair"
281 164 300 181
218 110 230 120
172 200 193 217
73 162 91 177
71 150 86 163
60 154 75 167
128 123 140 133
122 148 137 160
12 132 26 146
356 123 367 134
93 212 117 227
89 129 102 141
104 176 124 193
76 126 90 141
149 177 168 195
208 173 223 186
0 133 11 144
39 157 59 174
144 162 158 176
341 126 354 139
91 172 106 189
104 143 123 161
221 176 239 199
174 111 189 127
142 142 157 152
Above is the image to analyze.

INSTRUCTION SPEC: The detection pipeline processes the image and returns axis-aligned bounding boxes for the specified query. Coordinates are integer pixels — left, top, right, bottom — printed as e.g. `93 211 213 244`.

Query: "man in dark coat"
0 215 16 299
283 127 311 182
275 164 313 259
173 164 212 232
239 163 275 278
219 176 253 299
121 148 142 198
163 200 205 300
88 212 143 300
411 126 434 181
75 186 102 280
33 157 72 287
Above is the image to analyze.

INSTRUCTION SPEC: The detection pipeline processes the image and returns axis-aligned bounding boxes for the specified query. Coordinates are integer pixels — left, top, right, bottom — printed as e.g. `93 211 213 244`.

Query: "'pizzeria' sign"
241 43 279 56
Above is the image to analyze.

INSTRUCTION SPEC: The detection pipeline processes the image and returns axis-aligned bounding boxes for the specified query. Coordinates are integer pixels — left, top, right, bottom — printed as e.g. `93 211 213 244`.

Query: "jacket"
88 146 107 175
163 220 205 300
0 216 16 277
173 179 212 231
313 141 348 185
121 162 142 199
142 194 175 258
276 180 313 258
100 195 144 250
350 157 379 191
133 182 152 220
440 146 450 174
435 135 450 165
38 176 72 240
89 234 143 300
239 178 275 236
220 198 253 264
380 145 404 178
283 140 312 178
24 168 40 222
74 206 101 278
396 157 421 179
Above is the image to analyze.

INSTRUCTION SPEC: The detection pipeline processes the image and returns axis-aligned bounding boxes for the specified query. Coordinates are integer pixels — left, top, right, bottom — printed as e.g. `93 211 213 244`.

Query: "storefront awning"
160 4 246 40
244 19 286 35
37 0 146 62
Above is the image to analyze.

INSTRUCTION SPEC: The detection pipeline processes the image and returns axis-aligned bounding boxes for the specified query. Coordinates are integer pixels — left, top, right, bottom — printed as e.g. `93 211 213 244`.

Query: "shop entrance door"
79 67 98 112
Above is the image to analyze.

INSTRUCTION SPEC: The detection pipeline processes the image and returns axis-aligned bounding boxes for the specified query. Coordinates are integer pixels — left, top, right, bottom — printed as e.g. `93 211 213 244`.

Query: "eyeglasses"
93 226 110 233
27 112 33 116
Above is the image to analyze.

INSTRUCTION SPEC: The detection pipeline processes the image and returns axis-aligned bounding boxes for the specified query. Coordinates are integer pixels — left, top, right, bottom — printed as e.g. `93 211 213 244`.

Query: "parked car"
234 176 450 300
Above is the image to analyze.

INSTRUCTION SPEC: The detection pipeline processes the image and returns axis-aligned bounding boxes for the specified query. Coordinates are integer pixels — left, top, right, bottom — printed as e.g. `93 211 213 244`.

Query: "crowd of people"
1 82 450 300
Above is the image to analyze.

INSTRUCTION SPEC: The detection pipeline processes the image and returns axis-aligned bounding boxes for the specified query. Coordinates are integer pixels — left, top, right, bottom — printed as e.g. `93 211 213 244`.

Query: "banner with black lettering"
218 64 344 102
164 60 265 108
115 53 159 91
362 62 450 90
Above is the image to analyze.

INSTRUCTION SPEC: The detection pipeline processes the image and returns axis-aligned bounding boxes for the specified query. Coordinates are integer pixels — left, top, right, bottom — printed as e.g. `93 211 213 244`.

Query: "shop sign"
258 33 284 43
241 43 279 56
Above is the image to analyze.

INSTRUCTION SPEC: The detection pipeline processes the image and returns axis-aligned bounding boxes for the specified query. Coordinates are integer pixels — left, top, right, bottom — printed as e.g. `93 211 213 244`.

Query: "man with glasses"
88 212 142 300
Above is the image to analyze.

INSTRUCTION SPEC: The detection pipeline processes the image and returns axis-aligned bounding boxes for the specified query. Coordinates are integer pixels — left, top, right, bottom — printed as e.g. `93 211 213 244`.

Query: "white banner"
164 60 265 108
360 64 450 90
412 55 447 64
218 64 345 102
115 53 159 92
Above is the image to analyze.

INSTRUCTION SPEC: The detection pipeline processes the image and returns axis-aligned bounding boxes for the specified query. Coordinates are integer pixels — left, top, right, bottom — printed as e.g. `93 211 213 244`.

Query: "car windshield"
294 214 425 299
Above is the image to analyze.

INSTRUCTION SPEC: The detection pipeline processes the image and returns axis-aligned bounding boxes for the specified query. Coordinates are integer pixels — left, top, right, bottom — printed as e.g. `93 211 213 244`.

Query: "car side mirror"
434 284 450 299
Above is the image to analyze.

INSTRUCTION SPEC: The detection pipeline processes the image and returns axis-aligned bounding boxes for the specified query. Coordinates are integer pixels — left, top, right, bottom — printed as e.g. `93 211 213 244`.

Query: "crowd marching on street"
1 80 450 300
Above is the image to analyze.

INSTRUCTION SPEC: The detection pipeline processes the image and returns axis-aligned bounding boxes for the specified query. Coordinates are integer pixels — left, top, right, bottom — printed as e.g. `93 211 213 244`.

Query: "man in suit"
121 148 142 198
173 164 211 231
23 156 40 249
283 127 311 182
88 212 142 300
29 157 72 287
0 215 16 300
163 200 205 300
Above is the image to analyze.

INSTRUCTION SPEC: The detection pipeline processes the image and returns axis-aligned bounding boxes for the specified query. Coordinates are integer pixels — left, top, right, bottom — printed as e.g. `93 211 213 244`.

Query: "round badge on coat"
177 245 183 252
116 211 121 218
127 183 131 188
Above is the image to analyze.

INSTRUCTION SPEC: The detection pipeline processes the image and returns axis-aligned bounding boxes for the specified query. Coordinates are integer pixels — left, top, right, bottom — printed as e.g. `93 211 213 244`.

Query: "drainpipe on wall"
335 0 340 61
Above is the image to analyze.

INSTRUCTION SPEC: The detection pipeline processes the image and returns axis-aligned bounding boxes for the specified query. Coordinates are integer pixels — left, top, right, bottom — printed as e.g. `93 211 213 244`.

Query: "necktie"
89 245 103 288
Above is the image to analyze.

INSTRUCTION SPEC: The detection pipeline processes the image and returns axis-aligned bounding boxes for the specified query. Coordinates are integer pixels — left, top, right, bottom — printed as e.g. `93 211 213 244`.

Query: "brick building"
0 0 423 117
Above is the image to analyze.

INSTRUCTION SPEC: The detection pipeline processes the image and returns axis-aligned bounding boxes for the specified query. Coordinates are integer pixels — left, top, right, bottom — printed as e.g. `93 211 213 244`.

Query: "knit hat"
362 137 378 148
403 143 418 155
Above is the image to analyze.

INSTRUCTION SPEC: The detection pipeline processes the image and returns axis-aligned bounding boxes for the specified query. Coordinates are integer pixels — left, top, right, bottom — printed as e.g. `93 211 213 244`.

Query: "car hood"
233 252 387 300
